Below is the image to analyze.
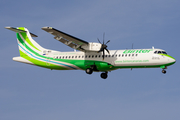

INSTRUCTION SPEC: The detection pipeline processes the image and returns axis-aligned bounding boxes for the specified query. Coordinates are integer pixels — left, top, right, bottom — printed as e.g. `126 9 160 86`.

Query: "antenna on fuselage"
131 43 134 71
132 43 134 49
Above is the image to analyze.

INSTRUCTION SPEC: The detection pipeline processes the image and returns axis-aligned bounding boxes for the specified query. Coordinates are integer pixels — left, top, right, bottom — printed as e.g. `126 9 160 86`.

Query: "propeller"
97 33 110 60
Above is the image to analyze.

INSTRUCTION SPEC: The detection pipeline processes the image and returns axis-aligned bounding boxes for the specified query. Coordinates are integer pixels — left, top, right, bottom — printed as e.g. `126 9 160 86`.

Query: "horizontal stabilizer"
5 27 38 37
13 56 34 65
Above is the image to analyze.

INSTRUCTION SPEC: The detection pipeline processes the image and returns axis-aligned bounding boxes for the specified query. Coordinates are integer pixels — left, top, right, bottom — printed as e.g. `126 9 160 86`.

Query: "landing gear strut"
101 72 108 79
162 69 166 74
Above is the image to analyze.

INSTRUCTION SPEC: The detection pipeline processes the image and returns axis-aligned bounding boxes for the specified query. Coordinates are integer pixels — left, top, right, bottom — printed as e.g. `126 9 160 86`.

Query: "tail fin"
5 27 46 57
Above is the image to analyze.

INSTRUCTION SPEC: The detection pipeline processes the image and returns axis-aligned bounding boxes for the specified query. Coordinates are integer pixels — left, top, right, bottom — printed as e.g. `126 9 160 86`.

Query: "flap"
42 27 89 52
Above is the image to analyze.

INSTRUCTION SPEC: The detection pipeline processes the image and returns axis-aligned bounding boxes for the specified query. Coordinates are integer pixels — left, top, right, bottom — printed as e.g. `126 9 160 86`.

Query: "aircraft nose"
169 57 176 64
172 58 176 63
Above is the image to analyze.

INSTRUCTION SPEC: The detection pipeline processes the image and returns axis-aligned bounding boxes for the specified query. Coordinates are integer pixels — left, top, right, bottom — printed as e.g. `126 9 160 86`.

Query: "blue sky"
1 0 180 120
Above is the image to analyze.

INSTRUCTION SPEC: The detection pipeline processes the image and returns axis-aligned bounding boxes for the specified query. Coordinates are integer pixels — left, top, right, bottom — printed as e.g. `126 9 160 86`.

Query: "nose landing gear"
161 66 167 74
162 69 166 74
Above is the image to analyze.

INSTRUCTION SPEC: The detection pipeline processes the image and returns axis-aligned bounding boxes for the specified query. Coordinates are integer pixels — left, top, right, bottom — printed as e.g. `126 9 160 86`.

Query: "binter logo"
123 49 153 54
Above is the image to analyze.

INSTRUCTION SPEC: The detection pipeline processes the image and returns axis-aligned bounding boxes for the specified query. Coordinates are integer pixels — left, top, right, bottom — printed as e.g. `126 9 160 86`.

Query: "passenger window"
92 55 94 58
99 55 101 57
129 54 131 57
125 54 127 57
132 54 134 56
79 56 81 58
75 56 77 58
89 55 91 58
112 55 114 57
154 51 157 54
136 54 138 56
82 56 84 58
119 54 121 57
109 55 111 57
66 56 68 59
72 56 74 58
85 55 87 58
122 54 124 57
95 55 97 58
105 55 107 57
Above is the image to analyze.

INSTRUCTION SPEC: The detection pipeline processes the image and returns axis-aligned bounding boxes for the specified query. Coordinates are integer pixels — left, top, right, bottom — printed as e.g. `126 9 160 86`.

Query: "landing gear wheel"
162 69 166 74
86 68 93 74
101 72 108 79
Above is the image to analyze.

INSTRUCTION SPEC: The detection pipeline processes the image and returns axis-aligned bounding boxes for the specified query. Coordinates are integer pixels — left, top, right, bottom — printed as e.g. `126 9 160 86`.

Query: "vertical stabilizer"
5 27 46 57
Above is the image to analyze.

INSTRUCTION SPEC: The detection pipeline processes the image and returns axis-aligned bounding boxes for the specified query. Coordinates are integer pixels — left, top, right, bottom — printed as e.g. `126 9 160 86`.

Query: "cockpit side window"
162 51 167 54
154 50 168 54
158 51 162 54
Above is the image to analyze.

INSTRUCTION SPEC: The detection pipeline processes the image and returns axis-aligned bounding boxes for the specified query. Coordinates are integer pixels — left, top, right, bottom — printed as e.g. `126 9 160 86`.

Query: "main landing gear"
85 68 108 79
85 68 93 74
100 72 108 79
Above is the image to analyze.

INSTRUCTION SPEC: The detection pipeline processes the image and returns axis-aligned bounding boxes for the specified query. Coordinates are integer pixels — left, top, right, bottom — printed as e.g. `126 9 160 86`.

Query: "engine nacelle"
82 42 102 52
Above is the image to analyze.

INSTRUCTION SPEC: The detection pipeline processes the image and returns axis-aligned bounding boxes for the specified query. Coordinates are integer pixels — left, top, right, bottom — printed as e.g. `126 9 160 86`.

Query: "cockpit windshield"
154 50 167 54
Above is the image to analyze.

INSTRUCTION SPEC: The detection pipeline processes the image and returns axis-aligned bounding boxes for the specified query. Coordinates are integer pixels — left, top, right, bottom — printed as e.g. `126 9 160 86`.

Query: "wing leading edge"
42 27 89 52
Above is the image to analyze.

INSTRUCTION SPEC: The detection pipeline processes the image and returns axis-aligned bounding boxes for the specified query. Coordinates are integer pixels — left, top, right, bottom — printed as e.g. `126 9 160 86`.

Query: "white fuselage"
45 48 175 69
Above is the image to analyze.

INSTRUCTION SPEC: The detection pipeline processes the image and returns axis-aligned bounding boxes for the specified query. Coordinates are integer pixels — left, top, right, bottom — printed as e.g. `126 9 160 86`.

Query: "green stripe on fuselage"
18 27 41 51
17 32 176 71
159 54 176 60
114 61 175 69
19 50 69 70
17 33 45 58
17 33 116 71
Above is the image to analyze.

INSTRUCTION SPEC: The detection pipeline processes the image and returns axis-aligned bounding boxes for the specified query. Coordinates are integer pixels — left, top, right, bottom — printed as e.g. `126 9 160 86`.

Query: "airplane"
5 26 176 79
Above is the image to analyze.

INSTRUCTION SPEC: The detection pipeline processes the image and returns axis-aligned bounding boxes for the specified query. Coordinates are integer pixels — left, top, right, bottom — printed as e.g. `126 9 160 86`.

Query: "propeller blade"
103 33 105 44
105 48 110 54
105 40 110 45
97 38 101 44
97 33 110 60
98 45 103 53
103 49 105 60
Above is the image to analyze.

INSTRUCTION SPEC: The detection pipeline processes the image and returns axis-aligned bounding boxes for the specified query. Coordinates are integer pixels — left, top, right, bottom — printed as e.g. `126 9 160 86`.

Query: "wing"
42 27 89 52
